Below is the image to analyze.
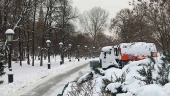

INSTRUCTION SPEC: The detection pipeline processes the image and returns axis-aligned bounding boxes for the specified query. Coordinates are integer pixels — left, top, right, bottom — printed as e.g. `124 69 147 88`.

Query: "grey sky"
72 0 131 19
72 0 131 35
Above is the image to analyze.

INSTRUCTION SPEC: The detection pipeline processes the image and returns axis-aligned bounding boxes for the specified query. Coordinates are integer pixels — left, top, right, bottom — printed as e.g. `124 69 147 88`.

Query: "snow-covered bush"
161 50 170 63
92 66 105 76
65 68 99 95
134 62 155 85
114 69 129 83
66 79 97 95
101 78 112 95
64 54 170 95
105 82 122 96
0 53 5 84
133 56 157 85
134 54 170 86
156 50 170 86
77 72 93 84
102 69 128 95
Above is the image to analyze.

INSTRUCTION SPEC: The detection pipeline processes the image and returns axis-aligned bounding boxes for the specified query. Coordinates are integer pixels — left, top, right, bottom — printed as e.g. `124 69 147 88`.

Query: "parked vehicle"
99 42 158 69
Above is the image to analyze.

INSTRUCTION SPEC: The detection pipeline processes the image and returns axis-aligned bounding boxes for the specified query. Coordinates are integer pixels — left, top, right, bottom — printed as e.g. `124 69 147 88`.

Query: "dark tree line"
0 0 113 68
0 0 79 66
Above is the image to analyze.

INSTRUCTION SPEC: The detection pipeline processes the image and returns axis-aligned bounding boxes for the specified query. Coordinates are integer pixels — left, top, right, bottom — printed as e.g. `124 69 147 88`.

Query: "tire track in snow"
21 62 89 96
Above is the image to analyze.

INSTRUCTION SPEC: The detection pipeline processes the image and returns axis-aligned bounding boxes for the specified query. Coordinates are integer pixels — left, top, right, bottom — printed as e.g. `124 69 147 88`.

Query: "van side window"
104 52 106 59
109 49 112 54
114 48 118 56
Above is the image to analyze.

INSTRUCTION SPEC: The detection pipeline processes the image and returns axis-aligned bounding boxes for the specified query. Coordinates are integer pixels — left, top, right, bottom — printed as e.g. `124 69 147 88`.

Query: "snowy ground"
2 53 170 96
48 65 91 96
0 56 91 96
64 54 170 96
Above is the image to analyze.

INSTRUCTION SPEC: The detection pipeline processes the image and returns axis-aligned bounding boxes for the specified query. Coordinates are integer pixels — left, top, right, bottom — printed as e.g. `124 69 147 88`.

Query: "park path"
21 62 89 96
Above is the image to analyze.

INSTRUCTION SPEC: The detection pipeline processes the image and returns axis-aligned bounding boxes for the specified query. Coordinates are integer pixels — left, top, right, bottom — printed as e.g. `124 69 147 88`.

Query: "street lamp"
59 42 63 65
68 44 72 62
84 45 87 60
46 40 51 69
93 46 95 58
77 45 80 61
38 46 40 60
5 29 15 83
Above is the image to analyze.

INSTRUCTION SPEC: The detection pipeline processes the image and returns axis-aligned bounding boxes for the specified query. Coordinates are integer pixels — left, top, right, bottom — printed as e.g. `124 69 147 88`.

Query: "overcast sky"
71 0 131 35
72 0 131 19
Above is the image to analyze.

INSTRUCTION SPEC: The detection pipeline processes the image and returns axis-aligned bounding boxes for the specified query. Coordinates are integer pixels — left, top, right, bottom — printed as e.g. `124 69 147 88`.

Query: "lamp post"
68 44 72 62
46 40 51 69
38 46 40 60
5 29 15 83
93 46 95 58
85 45 87 60
77 45 80 61
59 42 63 65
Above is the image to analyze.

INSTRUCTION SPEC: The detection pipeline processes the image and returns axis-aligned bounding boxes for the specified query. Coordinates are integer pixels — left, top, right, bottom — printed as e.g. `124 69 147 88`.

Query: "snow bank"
64 55 170 96
106 82 121 93
0 56 90 96
133 84 166 96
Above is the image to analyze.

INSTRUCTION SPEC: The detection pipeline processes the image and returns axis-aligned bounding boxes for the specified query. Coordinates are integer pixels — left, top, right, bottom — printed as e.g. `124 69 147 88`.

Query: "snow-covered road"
0 56 93 96
21 62 89 96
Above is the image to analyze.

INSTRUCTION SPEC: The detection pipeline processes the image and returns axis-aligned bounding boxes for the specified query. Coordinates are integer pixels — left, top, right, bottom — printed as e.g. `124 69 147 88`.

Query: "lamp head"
59 42 63 48
68 44 72 48
46 40 51 47
5 29 15 42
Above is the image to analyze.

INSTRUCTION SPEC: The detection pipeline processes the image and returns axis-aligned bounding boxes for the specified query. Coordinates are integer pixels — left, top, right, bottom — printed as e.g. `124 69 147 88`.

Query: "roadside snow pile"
0 69 50 96
63 55 170 96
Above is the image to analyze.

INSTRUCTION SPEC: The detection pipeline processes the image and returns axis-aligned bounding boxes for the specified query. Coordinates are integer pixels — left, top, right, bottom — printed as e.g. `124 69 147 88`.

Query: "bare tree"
79 7 109 47
110 3 154 43
126 0 170 51
144 0 170 51
110 9 132 43
56 0 78 64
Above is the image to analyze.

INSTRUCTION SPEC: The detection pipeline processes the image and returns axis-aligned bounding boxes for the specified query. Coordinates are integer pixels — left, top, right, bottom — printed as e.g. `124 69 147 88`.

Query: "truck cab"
99 46 119 69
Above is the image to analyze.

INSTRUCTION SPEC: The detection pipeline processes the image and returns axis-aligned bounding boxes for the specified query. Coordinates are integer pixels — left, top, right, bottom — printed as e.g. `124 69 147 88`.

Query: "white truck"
99 42 158 69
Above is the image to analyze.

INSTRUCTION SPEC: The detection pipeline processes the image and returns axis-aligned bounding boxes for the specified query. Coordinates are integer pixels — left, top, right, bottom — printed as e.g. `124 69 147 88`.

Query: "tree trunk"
27 27 30 65
32 0 37 66
19 27 22 66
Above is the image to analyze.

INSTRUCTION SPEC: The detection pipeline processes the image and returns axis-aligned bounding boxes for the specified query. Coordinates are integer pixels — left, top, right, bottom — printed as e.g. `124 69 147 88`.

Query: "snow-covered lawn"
64 55 170 96
1 54 170 96
0 56 90 96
